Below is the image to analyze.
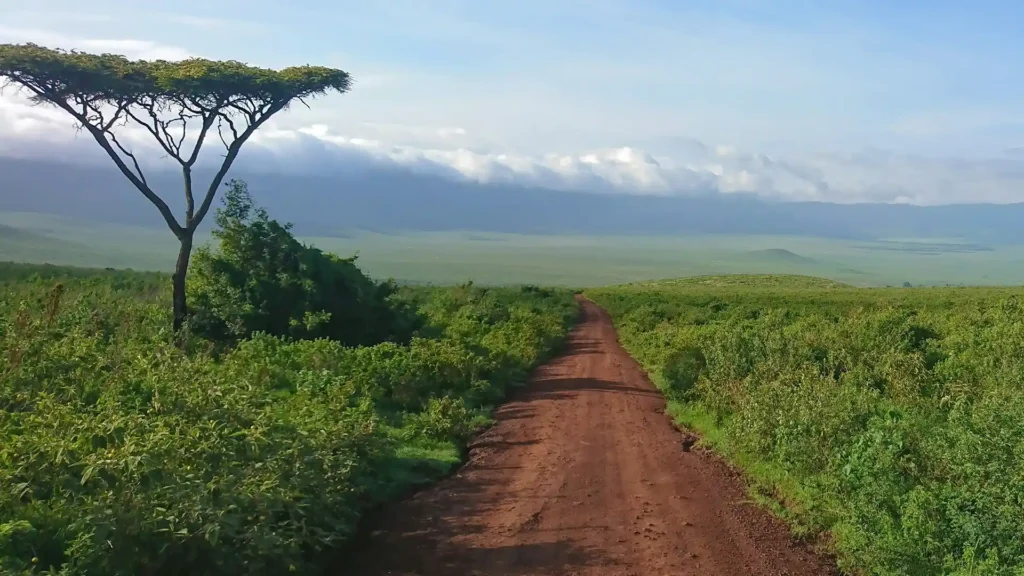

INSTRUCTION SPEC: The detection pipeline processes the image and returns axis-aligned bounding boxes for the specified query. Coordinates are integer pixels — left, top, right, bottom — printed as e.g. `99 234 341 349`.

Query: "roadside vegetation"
588 275 1024 575
0 186 577 575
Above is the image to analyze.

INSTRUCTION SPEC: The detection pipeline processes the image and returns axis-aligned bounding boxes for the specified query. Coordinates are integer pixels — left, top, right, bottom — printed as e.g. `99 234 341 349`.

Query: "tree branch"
226 100 254 118
107 131 147 186
102 101 129 132
186 111 217 166
170 94 207 116
125 106 183 162
217 115 239 152
90 124 184 237
191 102 284 230
159 114 184 157
121 102 212 228
43 97 185 237
183 166 195 224
180 112 218 227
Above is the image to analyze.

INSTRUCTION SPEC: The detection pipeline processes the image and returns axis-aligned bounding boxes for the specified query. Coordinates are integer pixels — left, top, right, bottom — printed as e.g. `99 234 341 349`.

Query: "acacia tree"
0 43 351 332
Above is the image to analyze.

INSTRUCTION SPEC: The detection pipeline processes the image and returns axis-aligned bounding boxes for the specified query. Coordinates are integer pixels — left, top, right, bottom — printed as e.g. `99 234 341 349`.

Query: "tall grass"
0 264 577 575
589 275 1024 575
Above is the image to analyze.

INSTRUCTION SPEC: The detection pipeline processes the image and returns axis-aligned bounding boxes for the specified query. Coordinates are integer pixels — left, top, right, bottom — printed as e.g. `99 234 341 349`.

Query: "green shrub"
589 277 1024 575
661 345 705 401
188 180 420 347
0 264 577 575
402 396 474 442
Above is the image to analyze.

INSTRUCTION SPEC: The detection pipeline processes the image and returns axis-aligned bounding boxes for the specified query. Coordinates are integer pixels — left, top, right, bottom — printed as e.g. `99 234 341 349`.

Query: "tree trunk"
172 232 194 334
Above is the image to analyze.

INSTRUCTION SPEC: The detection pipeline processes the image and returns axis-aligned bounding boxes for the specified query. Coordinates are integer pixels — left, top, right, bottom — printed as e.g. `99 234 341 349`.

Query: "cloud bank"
3 88 1024 206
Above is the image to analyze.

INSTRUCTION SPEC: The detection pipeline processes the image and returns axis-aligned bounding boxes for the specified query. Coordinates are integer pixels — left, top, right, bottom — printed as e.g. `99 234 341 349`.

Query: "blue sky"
1 0 1023 204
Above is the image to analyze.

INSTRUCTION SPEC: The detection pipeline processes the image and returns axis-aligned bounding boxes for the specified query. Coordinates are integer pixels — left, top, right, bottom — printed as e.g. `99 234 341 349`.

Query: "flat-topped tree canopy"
0 42 352 333
0 43 350 117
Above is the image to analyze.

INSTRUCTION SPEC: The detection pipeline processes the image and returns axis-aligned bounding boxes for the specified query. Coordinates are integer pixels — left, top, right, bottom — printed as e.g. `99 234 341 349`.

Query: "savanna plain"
2 202 1024 575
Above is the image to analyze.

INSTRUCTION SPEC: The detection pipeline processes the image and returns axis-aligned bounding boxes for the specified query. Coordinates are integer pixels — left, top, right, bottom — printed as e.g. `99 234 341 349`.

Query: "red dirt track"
348 298 837 575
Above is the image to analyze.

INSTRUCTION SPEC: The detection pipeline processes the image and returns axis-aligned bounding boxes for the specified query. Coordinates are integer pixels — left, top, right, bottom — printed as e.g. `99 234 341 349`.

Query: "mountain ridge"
3 156 1023 243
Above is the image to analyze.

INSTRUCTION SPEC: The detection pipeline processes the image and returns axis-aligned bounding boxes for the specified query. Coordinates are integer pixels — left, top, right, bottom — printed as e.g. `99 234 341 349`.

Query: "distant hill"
746 248 818 264
0 222 101 265
633 274 853 290
4 156 1024 243
0 223 45 242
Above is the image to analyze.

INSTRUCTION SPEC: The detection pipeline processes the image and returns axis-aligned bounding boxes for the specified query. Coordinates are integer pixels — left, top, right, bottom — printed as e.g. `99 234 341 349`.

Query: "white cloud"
0 27 191 60
3 87 1024 206
239 123 1024 205
358 122 471 145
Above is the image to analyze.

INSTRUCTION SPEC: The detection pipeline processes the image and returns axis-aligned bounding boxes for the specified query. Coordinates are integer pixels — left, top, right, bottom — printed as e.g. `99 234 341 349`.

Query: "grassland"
5 211 1024 287
0 262 577 575
588 275 1024 575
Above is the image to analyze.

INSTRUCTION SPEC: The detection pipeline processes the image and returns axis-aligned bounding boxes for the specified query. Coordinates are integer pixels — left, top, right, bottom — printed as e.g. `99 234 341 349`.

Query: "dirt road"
349 298 836 575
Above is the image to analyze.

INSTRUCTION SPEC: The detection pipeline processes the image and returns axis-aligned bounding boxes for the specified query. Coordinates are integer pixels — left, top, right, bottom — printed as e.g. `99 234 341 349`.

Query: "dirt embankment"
347 298 837 575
